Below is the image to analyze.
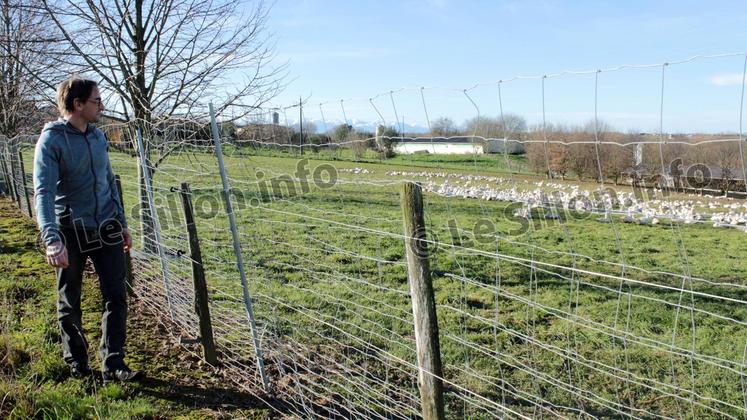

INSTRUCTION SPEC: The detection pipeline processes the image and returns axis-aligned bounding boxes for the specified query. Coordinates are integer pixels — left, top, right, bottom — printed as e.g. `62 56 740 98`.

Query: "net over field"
3 53 747 419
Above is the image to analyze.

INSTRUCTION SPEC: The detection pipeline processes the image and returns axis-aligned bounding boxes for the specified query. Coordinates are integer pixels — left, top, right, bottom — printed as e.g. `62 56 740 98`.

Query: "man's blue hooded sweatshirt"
33 120 127 245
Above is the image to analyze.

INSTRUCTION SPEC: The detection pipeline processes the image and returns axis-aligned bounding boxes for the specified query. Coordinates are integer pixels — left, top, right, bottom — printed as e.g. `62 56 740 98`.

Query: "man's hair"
56 77 97 116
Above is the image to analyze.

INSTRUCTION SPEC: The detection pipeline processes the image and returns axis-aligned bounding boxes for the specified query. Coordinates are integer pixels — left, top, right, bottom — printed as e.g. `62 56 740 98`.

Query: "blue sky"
264 0 747 133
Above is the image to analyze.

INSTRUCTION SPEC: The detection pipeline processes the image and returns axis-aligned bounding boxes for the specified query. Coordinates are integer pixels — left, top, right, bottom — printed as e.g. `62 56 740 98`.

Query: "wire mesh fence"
3 54 747 418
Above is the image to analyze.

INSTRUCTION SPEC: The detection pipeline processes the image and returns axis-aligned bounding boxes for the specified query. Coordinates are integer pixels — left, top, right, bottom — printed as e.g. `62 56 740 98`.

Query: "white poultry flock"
383 170 747 230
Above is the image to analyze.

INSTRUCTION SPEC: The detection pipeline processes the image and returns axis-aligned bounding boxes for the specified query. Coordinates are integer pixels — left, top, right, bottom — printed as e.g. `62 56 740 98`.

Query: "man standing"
33 77 143 382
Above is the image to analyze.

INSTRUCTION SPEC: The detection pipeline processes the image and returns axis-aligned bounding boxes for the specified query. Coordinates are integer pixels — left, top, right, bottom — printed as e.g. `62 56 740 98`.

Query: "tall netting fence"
2 53 747 418
0 135 36 219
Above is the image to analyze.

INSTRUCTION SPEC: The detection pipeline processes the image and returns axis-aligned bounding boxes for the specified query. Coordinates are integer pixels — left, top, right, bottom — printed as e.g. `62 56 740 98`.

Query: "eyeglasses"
87 97 103 106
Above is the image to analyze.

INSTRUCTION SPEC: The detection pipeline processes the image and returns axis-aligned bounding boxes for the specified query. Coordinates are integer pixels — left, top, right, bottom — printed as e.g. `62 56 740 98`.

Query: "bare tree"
293 120 317 135
564 125 593 181
579 120 632 184
0 0 68 136
464 113 526 139
712 142 741 193
547 142 569 179
37 0 285 250
525 123 551 176
430 116 458 137
39 0 284 124
599 132 634 185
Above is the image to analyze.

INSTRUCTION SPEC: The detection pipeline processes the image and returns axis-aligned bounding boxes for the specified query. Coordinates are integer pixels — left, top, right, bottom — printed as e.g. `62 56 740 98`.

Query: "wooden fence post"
17 148 32 218
115 175 135 296
400 181 446 420
179 182 218 365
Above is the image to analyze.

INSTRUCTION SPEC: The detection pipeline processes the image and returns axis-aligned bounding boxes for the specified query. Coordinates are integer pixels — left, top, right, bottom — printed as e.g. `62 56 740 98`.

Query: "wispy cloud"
708 73 745 86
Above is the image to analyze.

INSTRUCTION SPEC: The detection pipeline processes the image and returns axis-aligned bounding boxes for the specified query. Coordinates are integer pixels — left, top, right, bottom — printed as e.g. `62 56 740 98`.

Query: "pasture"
18 144 747 418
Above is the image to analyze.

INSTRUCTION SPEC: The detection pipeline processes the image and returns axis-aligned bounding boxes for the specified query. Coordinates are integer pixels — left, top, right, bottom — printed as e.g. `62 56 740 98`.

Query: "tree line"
524 123 745 192
1 0 286 252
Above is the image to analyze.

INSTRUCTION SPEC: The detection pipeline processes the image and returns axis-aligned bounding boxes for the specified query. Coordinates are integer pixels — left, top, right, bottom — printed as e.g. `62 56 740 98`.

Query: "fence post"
115 175 135 296
8 145 19 204
136 128 176 321
0 141 10 196
7 142 20 208
209 102 269 391
179 182 218 365
400 181 446 420
17 148 32 218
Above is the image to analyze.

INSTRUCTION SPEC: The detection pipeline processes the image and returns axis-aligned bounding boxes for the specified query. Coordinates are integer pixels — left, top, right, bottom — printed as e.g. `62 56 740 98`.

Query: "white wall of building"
394 142 484 155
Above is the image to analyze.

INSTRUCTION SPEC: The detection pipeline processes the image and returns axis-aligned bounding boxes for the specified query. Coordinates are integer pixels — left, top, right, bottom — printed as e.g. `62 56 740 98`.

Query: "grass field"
0 198 273 419
233 144 532 175
16 144 747 418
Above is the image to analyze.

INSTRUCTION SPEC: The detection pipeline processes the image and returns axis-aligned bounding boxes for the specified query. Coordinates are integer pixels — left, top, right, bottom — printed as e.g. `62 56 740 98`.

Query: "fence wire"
3 54 747 419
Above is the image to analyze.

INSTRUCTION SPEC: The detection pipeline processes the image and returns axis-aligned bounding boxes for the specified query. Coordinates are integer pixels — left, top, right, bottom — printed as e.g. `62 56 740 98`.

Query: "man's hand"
123 228 132 251
46 241 69 268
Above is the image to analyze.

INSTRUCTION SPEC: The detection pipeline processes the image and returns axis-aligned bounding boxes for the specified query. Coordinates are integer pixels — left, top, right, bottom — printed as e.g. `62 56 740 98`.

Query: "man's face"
76 86 104 124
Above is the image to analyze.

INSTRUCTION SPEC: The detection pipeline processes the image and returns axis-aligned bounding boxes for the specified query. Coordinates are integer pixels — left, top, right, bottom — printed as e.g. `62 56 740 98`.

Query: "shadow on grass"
136 376 270 412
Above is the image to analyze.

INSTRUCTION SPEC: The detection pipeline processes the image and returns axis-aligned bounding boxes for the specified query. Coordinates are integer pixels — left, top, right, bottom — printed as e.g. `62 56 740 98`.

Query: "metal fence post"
17 147 32 218
400 181 446 420
179 182 218 365
12 142 22 210
115 175 135 296
9 144 19 205
136 128 176 320
0 140 10 196
209 102 269 391
6 142 20 206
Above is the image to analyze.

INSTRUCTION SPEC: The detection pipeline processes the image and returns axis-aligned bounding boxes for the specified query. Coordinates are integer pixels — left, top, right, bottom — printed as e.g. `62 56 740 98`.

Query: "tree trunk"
131 0 160 254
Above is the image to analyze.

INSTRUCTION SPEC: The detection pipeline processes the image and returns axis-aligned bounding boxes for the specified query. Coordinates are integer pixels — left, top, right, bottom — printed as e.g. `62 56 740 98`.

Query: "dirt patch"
125 295 276 418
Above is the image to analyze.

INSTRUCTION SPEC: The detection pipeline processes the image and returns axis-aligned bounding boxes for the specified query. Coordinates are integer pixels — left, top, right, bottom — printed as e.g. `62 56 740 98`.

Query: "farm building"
392 137 525 155
484 139 525 154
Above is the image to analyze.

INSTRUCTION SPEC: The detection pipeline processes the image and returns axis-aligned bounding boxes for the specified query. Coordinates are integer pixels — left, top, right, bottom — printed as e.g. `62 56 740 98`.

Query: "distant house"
392 137 524 155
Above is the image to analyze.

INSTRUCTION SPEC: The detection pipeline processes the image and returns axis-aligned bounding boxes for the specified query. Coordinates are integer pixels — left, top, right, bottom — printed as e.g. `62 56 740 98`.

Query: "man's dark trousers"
57 223 127 371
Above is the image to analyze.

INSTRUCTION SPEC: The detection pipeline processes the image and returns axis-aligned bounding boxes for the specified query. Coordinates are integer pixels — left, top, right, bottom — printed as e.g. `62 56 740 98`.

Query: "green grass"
0 198 272 419
18 144 747 418
223 144 531 174
386 151 530 174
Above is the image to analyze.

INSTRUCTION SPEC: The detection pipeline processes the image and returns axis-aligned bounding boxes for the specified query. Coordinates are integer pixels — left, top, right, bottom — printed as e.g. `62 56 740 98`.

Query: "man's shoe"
70 362 92 379
102 366 145 383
